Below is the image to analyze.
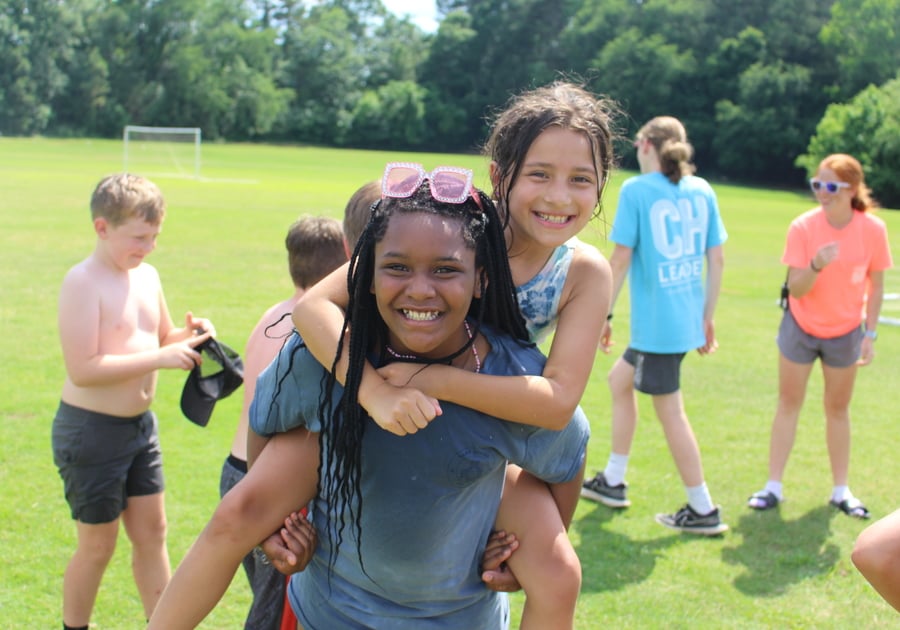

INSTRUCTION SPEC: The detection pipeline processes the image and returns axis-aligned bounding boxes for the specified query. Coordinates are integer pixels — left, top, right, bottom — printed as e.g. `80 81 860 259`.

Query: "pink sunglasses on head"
381 162 483 210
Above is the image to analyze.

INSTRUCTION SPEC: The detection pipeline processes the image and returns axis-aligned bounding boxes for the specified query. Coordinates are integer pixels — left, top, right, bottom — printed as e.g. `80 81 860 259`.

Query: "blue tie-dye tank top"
516 239 576 344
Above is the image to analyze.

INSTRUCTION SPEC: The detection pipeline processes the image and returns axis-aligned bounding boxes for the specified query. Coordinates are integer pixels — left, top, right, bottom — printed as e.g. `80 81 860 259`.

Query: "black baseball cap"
180 337 244 427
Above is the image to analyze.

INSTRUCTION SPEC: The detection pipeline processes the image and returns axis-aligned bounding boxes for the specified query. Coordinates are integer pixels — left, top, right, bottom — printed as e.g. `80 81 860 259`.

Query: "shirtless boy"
52 173 214 630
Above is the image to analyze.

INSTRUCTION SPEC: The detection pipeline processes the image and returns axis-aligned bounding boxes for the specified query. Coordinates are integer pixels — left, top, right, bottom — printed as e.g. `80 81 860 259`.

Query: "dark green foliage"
2 0 899 194
798 75 900 208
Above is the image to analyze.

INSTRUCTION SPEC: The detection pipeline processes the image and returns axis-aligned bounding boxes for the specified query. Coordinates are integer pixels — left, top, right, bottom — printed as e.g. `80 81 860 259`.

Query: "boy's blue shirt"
250 326 590 629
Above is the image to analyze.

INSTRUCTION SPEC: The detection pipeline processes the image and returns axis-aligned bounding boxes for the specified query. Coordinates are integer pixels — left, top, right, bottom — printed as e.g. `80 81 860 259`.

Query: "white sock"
764 480 784 501
832 485 852 503
687 482 715 515
603 452 629 487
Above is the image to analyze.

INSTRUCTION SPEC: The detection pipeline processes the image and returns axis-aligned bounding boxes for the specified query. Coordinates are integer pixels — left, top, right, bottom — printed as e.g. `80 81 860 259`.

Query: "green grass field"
1 137 898 628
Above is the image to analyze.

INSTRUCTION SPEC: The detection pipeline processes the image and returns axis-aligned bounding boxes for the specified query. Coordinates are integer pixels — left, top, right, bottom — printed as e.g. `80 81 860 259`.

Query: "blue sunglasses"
809 179 850 194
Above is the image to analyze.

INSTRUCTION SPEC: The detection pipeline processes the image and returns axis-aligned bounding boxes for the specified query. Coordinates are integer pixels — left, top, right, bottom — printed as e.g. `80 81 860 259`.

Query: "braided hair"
317 180 529 578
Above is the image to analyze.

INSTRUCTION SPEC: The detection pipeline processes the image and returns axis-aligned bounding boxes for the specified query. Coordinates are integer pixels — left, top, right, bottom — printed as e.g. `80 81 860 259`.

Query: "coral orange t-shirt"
783 207 892 338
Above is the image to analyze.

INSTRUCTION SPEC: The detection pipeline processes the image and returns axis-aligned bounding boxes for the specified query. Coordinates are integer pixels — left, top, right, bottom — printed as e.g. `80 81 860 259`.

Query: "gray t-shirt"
250 326 590 629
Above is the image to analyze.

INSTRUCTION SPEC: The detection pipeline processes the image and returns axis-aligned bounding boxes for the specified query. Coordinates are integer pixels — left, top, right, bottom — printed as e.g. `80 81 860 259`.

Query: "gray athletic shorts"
777 309 863 368
623 348 686 395
52 401 164 524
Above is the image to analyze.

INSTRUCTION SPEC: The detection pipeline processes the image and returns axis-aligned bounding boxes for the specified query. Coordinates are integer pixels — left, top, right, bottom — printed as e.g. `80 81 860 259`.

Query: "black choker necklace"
385 321 481 373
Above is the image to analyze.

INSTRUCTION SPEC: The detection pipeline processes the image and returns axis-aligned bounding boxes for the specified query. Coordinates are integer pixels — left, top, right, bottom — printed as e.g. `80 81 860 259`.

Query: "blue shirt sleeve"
479 329 590 483
249 333 324 436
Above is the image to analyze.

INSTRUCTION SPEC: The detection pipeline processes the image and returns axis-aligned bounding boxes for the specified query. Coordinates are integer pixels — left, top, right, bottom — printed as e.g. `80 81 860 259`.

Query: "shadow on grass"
722 505 839 596
575 505 679 593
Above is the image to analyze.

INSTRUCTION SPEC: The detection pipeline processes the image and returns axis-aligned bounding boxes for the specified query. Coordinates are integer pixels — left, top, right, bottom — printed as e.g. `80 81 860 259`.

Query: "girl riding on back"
148 171 590 629
293 81 618 627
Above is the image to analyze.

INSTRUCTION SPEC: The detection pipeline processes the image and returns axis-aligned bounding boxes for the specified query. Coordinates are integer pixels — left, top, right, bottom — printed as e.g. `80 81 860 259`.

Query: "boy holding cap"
52 173 215 630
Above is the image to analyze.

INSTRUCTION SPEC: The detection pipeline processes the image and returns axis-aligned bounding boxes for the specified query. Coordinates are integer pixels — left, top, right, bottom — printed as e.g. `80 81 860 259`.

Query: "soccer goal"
123 125 202 179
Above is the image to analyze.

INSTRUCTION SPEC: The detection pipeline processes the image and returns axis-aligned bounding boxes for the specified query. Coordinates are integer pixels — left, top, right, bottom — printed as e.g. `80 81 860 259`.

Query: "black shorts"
52 401 164 524
623 348 686 395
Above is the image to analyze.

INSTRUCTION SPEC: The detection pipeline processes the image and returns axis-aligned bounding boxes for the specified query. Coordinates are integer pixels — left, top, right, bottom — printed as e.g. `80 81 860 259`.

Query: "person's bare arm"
148 432 318 629
852 508 900 612
292 263 353 381
58 269 208 386
699 244 724 355
789 240 839 298
246 431 270 469
242 303 295 466
597 243 632 353
858 269 884 366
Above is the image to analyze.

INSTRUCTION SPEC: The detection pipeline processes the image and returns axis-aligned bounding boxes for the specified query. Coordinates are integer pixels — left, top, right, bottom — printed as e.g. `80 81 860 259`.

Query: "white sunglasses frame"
809 178 850 194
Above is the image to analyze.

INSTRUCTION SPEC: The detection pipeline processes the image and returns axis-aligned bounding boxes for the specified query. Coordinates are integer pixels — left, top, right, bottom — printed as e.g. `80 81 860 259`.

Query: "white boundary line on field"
198 177 260 185
880 293 899 327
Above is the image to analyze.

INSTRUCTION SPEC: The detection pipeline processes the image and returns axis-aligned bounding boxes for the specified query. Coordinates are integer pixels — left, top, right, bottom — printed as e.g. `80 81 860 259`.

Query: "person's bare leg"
493 466 580 630
122 492 170 619
63 519 119 627
652 391 703 488
821 362 858 488
148 430 320 630
767 354 814 482
853 509 900 612
608 358 638 456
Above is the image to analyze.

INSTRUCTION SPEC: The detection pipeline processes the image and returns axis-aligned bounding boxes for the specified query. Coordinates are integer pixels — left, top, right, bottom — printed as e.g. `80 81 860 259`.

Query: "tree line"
3 0 899 205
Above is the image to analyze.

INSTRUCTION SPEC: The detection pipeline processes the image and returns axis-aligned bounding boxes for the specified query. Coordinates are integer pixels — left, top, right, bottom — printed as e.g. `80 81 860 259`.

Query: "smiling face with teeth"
373 211 480 360
494 126 600 257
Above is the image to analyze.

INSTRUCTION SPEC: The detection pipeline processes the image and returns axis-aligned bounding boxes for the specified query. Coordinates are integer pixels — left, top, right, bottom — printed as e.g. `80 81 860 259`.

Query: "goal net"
123 125 202 179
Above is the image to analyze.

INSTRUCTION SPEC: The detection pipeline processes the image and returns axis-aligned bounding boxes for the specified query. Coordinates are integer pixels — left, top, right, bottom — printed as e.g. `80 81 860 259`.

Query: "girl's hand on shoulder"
363 380 441 436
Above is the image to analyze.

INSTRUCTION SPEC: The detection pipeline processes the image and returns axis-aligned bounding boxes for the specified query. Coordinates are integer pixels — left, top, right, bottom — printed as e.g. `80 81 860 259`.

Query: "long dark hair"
317 181 529 577
484 81 620 222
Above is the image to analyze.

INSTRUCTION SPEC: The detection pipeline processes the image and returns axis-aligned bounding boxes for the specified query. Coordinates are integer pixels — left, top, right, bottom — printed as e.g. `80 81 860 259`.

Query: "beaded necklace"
385 320 481 373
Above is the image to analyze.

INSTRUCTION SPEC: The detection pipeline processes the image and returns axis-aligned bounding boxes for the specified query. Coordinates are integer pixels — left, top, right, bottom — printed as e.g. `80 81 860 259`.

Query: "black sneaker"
655 504 729 536
580 472 631 508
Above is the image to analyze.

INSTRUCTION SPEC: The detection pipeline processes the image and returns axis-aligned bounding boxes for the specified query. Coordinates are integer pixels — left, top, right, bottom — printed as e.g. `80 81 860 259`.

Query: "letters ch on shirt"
650 196 710 287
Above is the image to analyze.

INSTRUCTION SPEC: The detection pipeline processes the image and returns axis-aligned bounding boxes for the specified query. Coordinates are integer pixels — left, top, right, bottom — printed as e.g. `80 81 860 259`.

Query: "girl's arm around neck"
380 247 612 429
293 262 441 435
292 262 354 381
